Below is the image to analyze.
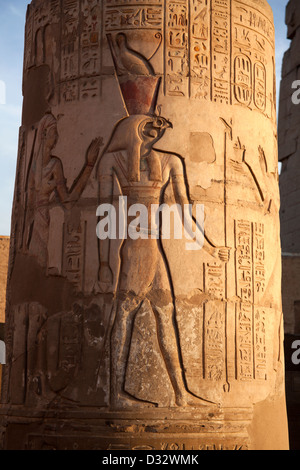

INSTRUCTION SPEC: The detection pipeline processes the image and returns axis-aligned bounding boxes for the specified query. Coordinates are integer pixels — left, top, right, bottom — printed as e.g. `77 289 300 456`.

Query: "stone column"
278 0 300 451
0 0 289 450
279 0 300 319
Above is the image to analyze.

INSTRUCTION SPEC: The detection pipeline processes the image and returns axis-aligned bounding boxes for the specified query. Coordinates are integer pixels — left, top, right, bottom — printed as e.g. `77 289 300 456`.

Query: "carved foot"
110 392 157 410
175 392 216 408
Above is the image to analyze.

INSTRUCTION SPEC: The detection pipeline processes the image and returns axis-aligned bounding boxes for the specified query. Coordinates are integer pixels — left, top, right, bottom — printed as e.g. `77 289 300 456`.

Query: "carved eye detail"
142 121 157 139
154 117 164 128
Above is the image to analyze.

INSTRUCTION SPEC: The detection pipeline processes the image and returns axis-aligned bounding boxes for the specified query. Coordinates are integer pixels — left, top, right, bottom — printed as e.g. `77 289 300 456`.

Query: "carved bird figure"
108 33 155 77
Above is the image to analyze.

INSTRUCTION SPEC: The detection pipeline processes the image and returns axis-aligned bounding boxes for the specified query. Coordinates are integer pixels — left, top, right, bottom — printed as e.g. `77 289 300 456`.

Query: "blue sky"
0 0 291 236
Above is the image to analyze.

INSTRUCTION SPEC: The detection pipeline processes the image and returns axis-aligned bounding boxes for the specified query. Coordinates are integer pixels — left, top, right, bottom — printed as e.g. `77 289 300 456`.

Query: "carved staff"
220 117 232 393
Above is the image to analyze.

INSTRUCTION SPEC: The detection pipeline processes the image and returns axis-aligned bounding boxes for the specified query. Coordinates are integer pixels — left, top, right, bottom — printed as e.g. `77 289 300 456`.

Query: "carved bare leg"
110 295 156 409
152 301 215 407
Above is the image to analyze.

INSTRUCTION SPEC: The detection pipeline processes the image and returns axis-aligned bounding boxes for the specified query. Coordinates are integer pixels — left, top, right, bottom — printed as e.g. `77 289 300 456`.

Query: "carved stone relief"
0 0 288 451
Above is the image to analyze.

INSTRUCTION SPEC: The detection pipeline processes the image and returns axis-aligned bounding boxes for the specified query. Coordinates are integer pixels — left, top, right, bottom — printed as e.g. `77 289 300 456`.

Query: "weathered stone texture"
278 1 300 450
0 237 9 324
281 254 300 450
281 255 300 334
279 0 300 252
0 236 9 397
0 0 288 450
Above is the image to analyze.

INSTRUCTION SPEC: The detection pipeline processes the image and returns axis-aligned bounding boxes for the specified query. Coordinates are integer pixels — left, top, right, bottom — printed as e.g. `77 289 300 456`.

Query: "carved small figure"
24 112 103 265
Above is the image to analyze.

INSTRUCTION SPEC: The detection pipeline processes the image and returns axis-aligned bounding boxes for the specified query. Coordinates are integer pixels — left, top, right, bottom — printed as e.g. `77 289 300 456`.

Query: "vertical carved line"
61 222 65 276
224 301 229 387
252 304 256 379
234 219 237 297
251 222 255 379
100 0 103 96
251 222 255 306
229 0 232 105
188 0 191 98
235 302 238 380
77 0 82 101
78 0 82 101
24 304 29 405
58 0 62 103
209 0 212 102
224 128 228 387
163 0 167 95
82 220 87 293
234 220 238 380
57 316 62 371
202 301 206 379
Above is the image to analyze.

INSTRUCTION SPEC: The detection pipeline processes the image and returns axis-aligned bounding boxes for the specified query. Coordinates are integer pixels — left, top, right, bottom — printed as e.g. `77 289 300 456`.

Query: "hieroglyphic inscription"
253 222 265 298
211 0 231 104
232 1 274 112
62 222 86 291
61 0 80 100
23 0 274 109
235 220 253 303
59 309 83 372
236 305 267 382
165 0 189 97
254 307 267 380
203 224 267 385
234 55 252 106
253 62 266 111
33 0 55 27
80 0 102 99
190 0 211 100
61 80 78 102
80 0 102 77
24 0 61 71
165 0 232 101
24 10 34 70
163 0 273 107
233 1 274 48
60 0 103 102
236 303 253 381
203 301 225 381
165 0 213 100
160 441 248 450
50 0 61 18
235 220 265 303
104 0 163 31
234 220 267 382
80 77 101 100
27 434 249 450
204 262 225 300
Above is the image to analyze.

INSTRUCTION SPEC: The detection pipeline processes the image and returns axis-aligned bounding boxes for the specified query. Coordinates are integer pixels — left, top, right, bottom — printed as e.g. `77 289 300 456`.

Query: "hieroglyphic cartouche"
23 0 275 114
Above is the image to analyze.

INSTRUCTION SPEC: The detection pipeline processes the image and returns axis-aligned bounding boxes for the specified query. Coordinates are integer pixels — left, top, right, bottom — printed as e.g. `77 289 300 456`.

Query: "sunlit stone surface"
0 0 289 450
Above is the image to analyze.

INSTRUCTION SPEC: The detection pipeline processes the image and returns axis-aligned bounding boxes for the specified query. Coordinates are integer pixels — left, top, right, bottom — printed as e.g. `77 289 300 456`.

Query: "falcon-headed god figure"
96 33 230 409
